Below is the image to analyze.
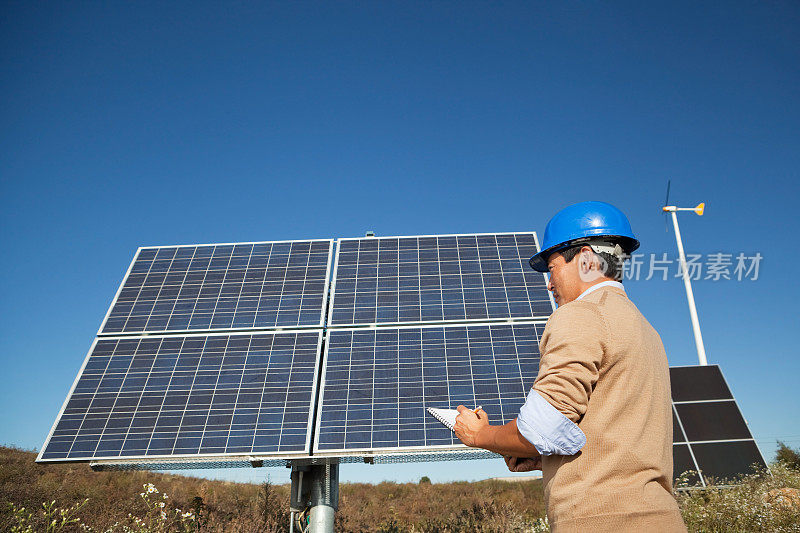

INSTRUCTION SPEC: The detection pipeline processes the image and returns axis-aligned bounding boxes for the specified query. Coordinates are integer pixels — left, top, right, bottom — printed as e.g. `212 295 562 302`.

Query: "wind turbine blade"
664 180 671 233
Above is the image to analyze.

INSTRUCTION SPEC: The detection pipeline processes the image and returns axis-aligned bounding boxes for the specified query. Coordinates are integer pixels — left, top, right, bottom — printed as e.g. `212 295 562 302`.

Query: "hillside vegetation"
0 446 545 532
2 445 799 532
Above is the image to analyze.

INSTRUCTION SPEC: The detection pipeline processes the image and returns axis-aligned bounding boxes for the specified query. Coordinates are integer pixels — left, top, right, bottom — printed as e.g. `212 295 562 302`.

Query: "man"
453 201 686 532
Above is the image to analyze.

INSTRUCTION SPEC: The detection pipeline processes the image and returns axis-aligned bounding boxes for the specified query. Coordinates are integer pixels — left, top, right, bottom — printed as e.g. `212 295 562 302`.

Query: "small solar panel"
38 331 322 462
314 323 543 454
100 240 333 335
670 365 767 485
328 233 552 327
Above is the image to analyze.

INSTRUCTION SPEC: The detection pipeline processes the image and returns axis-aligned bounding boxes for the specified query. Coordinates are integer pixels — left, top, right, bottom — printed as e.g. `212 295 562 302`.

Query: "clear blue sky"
2 2 798 484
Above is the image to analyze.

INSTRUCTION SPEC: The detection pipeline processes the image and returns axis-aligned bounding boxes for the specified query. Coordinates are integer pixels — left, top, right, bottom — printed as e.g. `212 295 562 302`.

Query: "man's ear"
578 246 604 282
579 246 596 273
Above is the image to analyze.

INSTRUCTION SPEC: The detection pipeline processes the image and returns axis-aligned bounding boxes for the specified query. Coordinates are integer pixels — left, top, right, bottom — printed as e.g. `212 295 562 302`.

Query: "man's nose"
547 278 554 292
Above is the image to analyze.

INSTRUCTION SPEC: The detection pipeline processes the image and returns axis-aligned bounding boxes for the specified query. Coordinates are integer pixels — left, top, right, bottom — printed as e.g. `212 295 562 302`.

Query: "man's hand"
453 405 489 447
503 455 542 472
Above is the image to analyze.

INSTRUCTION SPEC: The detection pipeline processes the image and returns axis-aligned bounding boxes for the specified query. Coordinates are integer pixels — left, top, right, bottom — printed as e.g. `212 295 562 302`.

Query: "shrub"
776 441 800 471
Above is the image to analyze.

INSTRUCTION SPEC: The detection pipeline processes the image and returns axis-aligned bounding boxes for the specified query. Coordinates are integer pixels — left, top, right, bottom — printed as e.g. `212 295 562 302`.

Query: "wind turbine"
663 182 708 366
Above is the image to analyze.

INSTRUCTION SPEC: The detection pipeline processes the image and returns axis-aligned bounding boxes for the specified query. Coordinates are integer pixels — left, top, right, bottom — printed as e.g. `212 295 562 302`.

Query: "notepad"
427 407 459 430
427 406 481 431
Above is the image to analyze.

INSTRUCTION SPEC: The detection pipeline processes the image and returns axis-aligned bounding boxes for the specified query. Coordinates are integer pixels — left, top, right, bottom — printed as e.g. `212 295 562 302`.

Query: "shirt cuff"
516 389 586 456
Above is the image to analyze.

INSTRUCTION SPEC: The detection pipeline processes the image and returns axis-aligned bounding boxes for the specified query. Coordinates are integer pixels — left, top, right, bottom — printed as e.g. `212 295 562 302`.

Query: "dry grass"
336 479 546 532
0 446 545 532
676 462 800 533
4 445 799 532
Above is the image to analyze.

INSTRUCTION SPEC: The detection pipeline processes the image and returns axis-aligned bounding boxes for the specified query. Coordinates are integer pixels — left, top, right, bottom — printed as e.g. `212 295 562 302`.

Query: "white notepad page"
426 407 460 430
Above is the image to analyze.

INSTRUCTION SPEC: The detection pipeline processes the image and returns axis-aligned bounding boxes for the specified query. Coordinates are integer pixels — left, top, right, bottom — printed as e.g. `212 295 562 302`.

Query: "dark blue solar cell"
315 323 544 453
38 331 320 462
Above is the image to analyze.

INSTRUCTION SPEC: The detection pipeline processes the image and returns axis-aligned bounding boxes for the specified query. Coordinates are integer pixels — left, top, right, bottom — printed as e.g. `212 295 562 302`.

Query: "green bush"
776 441 800 470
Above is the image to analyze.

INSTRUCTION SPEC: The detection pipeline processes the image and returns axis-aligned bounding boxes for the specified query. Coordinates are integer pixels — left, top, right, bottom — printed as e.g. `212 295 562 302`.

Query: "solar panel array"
40 233 766 480
41 233 551 465
101 240 333 334
670 365 766 485
315 323 543 453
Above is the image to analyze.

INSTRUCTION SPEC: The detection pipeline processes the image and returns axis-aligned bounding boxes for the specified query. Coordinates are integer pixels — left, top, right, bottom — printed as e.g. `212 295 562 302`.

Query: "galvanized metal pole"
307 503 335 531
669 210 708 366
290 462 339 533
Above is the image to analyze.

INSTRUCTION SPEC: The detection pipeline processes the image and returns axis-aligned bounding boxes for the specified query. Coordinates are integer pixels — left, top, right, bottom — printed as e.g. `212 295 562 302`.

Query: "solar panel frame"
669 364 768 486
96 239 335 336
311 321 546 458
36 330 325 464
326 232 553 329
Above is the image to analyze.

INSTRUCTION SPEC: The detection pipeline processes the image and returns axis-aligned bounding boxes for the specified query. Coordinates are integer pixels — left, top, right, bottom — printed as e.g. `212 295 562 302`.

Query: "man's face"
546 252 583 306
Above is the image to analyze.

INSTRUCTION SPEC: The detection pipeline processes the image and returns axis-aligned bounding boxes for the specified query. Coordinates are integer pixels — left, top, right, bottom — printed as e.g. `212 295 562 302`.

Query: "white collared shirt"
575 280 624 301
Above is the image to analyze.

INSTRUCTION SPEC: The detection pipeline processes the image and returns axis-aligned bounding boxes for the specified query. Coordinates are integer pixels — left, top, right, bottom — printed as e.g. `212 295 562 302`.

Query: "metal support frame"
290 461 339 533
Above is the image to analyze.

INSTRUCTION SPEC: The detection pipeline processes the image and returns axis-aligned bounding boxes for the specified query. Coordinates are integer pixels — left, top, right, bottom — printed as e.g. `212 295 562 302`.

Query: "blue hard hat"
529 201 640 272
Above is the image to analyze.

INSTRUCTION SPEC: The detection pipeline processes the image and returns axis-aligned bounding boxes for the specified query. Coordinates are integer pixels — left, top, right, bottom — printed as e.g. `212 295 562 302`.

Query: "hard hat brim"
529 248 556 272
528 236 640 272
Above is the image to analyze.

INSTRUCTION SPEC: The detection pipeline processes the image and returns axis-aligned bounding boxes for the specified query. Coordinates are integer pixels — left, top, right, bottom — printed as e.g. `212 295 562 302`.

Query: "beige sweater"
533 286 686 532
